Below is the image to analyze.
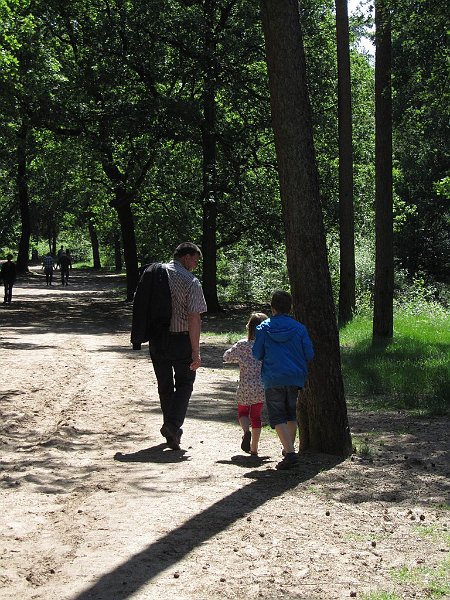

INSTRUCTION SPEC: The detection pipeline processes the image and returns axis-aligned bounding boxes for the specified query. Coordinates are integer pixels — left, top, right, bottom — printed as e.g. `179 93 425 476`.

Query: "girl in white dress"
223 312 268 455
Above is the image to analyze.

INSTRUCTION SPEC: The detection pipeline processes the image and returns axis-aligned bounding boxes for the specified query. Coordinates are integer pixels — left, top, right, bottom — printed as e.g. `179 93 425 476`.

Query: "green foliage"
328 234 375 313
352 435 373 457
350 49 376 236
392 0 450 282
217 242 289 305
340 305 450 415
0 0 447 312
394 273 449 314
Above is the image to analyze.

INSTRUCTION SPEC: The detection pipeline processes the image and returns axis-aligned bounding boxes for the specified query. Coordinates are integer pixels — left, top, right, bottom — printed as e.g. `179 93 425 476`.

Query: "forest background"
0 0 448 357
0 0 448 305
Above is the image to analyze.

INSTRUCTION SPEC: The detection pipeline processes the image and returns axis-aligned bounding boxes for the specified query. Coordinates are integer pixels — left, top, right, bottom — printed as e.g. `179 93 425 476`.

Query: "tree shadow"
70 453 342 600
341 336 449 414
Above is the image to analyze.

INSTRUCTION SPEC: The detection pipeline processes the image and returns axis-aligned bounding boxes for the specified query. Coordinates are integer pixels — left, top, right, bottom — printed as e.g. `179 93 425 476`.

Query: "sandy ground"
0 270 448 600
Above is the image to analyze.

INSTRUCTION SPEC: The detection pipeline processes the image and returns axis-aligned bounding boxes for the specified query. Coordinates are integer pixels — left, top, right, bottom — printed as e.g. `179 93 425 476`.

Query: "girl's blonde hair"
246 312 268 340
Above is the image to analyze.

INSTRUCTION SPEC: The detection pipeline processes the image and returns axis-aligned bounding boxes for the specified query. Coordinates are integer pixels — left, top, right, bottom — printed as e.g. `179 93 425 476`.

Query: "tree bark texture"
373 0 393 341
112 189 139 301
335 0 356 326
260 0 352 456
16 123 31 273
201 0 220 313
88 221 101 269
101 147 139 300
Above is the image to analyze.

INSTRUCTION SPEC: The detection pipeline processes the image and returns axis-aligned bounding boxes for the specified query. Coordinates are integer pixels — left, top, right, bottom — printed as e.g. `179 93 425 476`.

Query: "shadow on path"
71 454 341 600
114 444 189 464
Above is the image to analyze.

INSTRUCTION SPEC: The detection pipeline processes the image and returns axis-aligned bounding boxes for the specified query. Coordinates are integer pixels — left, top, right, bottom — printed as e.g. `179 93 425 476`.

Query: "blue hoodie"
252 314 314 389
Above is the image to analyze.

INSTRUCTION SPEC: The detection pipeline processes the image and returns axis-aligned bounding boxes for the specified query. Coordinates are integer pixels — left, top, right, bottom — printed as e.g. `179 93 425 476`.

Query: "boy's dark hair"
174 242 202 259
6 254 13 260
247 312 268 340
271 290 292 314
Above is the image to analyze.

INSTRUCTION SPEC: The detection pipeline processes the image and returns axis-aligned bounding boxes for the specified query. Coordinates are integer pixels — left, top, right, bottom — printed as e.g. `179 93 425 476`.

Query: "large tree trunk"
336 0 356 326
373 0 393 342
260 0 352 456
201 0 220 312
88 221 101 269
101 148 139 300
16 123 31 274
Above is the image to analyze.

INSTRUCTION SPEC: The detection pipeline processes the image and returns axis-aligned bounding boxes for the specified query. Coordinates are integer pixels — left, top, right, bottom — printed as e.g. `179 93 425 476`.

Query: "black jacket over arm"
130 263 172 349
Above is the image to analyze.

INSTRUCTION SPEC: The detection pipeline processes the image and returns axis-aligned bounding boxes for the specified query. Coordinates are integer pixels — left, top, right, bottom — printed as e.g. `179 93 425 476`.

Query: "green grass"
412 524 450 546
360 593 401 600
203 303 449 416
391 557 450 598
339 309 450 416
352 435 374 457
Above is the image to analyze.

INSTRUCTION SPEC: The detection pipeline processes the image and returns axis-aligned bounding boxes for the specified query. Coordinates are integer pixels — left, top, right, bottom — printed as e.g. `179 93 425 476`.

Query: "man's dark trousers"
149 333 196 432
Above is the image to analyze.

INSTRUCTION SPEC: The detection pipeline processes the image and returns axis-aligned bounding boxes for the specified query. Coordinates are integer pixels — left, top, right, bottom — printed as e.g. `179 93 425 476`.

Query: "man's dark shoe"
275 452 299 470
160 424 181 451
168 428 183 451
176 428 183 444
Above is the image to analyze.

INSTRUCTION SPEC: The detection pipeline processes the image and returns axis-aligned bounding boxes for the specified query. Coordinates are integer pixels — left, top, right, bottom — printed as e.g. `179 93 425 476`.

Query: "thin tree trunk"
113 190 139 301
88 221 101 269
16 123 31 273
336 0 356 326
373 0 393 342
201 0 220 312
260 0 352 456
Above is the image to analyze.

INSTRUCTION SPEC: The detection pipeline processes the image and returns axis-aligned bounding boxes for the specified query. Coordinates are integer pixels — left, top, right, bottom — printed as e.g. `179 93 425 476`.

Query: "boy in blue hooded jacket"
252 290 314 469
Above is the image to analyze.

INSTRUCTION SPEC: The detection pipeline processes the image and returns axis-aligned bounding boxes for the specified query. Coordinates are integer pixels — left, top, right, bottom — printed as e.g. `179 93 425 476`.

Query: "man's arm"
188 312 202 370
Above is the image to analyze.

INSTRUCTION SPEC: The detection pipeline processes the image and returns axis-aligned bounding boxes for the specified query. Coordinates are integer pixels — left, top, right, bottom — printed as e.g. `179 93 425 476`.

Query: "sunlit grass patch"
343 531 386 543
412 524 450 546
360 592 401 600
391 557 450 598
340 309 450 415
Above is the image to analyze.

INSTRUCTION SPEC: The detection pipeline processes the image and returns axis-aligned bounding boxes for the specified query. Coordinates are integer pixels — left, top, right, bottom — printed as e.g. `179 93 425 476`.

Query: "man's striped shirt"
165 260 207 332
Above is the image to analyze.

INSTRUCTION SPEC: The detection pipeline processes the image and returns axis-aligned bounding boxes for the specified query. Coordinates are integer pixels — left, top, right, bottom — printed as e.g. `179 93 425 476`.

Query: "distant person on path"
133 242 207 451
252 290 314 470
1 254 16 305
58 251 72 286
42 252 55 285
223 312 268 456
56 245 65 265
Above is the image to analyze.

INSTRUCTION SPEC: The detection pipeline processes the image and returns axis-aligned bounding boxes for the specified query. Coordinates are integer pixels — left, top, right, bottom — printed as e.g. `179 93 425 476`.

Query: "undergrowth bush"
217 243 289 305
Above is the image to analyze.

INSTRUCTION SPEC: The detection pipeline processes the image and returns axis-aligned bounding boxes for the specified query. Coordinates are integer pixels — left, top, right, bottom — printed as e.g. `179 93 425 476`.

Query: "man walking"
58 251 72 285
42 252 55 285
148 242 207 450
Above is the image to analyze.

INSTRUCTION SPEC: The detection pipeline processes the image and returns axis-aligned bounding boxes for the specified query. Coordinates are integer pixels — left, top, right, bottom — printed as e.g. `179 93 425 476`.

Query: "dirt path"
1 271 448 600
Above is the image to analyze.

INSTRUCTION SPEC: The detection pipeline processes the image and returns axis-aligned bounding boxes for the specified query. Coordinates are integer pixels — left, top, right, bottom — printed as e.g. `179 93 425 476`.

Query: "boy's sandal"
250 451 258 456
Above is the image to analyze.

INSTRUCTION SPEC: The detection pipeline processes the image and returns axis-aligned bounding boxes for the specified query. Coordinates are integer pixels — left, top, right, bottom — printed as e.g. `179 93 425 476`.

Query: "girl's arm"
252 329 264 360
223 341 244 363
